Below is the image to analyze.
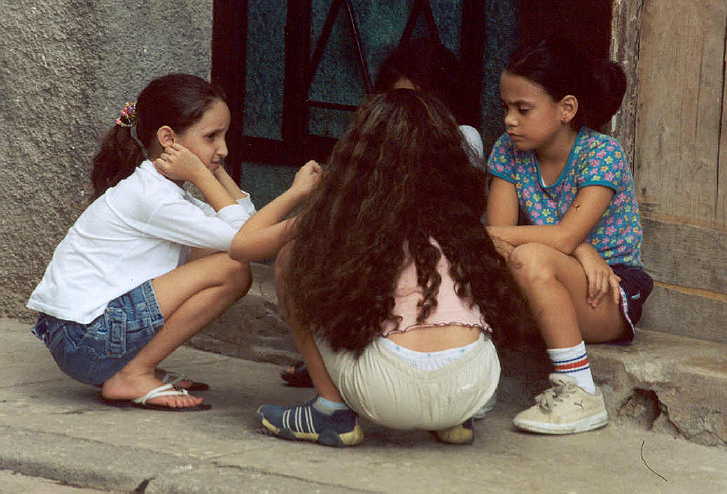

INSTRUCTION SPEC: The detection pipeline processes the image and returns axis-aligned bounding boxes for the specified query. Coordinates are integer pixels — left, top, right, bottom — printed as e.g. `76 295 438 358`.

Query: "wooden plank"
719 16 727 227
609 0 645 164
635 0 726 222
642 217 727 293
639 285 727 344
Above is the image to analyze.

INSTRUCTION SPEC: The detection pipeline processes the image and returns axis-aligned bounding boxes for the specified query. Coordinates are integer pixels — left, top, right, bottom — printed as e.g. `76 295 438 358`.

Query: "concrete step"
190 263 727 449
498 332 727 448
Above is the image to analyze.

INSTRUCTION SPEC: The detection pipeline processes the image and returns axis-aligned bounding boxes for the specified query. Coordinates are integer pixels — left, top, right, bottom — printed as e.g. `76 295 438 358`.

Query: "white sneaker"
513 374 608 434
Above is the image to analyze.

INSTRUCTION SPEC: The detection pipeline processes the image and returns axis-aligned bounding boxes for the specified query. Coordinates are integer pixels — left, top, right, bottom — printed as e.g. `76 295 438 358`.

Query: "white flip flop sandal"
161 371 210 391
100 383 211 412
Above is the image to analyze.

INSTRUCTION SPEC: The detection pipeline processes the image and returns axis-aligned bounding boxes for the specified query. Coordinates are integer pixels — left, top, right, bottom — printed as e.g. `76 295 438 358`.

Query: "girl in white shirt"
27 73 320 411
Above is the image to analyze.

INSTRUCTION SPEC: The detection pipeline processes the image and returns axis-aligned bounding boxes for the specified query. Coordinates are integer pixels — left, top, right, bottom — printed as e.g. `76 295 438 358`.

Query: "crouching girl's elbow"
228 237 248 261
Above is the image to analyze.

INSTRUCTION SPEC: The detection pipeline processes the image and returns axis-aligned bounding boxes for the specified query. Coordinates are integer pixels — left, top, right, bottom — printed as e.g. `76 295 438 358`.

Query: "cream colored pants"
316 333 500 430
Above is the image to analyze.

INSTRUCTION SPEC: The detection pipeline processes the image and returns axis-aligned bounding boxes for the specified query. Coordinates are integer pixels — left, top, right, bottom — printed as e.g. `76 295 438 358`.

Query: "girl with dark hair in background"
27 73 320 411
487 37 653 434
231 90 529 447
375 37 484 165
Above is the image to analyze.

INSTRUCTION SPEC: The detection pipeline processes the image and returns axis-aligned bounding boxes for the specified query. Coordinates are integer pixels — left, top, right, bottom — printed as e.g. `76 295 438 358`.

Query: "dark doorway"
211 0 486 183
211 1 615 204
518 0 613 59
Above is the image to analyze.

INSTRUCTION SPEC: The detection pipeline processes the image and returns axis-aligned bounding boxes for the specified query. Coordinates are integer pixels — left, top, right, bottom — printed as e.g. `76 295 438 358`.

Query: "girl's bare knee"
210 253 252 298
227 260 252 298
508 243 557 283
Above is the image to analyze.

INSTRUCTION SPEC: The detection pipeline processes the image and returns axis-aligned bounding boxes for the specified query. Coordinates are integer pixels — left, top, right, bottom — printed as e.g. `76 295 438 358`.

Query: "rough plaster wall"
0 0 213 319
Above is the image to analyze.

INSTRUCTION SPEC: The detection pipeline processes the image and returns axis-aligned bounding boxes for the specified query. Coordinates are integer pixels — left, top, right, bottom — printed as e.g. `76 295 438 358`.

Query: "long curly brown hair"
284 90 529 354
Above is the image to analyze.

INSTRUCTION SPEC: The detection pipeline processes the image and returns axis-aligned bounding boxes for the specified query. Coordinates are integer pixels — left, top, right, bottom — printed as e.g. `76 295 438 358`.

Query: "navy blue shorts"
31 281 165 386
611 264 653 343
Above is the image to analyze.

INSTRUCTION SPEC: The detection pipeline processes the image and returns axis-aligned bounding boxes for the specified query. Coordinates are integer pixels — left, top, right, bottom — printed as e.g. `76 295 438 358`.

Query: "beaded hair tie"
115 101 149 158
115 101 137 127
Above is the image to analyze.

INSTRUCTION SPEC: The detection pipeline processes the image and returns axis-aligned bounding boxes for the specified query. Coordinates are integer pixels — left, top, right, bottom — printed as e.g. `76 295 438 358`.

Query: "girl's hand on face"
291 160 322 196
154 143 208 182
213 163 230 180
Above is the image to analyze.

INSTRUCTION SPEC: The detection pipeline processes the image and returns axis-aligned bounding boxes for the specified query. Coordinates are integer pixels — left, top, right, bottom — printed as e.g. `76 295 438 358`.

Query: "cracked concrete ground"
2 318 727 493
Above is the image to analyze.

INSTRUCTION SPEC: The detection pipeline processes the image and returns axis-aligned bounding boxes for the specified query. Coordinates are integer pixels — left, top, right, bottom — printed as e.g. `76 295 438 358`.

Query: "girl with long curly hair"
230 89 528 447
279 37 488 389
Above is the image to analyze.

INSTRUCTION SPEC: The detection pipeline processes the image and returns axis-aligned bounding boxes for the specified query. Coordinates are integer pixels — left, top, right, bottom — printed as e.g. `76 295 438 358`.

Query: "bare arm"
486 176 519 227
486 185 615 255
229 161 322 261
485 177 518 258
213 166 248 201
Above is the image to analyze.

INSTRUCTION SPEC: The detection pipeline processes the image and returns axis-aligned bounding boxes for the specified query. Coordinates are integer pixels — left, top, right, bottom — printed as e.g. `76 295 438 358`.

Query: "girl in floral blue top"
486 37 653 435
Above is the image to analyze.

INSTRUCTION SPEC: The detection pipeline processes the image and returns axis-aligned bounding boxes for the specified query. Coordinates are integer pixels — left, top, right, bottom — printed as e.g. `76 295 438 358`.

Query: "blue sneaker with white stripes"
257 398 364 447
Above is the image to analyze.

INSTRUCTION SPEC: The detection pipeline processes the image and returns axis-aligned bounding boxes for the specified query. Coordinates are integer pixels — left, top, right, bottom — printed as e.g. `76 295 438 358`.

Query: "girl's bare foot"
155 368 204 390
102 368 204 409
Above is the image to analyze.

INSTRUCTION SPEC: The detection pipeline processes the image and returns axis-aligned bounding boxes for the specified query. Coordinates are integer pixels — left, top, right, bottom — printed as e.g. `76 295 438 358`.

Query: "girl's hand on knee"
573 243 619 308
608 272 622 305
585 264 620 308
154 143 208 183
489 234 514 260
290 160 322 197
584 263 621 308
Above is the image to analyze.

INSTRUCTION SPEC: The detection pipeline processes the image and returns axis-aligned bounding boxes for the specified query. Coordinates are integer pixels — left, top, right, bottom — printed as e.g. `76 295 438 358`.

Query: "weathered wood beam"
609 0 644 165
640 284 727 344
642 217 727 294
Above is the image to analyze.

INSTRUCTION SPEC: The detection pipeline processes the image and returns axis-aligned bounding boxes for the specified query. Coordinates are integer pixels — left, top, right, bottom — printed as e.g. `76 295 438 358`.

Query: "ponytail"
91 125 145 199
585 59 627 129
90 73 225 199
506 36 627 130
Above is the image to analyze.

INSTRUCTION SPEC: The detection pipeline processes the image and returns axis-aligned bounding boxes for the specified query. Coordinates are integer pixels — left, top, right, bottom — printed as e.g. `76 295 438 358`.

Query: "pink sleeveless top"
381 241 492 336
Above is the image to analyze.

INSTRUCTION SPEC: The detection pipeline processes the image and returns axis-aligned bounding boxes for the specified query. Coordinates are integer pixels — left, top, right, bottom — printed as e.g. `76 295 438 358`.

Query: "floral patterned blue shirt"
487 127 643 267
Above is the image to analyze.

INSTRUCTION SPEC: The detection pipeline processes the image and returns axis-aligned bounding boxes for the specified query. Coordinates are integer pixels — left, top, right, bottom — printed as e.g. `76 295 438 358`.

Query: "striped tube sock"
546 342 596 394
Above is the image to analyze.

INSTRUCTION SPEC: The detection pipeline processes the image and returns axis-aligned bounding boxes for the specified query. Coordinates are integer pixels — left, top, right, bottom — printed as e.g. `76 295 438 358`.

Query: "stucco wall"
0 1 213 319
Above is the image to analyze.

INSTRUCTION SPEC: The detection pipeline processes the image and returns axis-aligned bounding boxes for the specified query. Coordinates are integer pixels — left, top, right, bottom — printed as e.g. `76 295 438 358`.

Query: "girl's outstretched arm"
229 160 322 261
487 185 614 255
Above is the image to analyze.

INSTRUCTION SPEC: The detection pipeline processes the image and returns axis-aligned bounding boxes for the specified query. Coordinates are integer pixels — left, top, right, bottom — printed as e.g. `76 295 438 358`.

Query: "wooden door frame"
211 0 485 182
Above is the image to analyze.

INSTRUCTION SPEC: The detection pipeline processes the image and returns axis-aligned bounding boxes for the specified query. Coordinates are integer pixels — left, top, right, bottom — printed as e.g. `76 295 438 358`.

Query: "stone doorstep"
499 332 727 448
190 263 727 449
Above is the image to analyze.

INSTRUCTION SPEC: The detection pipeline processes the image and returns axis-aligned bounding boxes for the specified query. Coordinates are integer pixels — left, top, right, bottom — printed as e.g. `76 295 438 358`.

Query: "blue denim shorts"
31 281 165 386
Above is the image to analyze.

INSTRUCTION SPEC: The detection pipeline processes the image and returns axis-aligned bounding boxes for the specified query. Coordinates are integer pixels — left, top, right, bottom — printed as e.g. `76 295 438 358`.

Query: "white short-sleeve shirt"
27 161 256 323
